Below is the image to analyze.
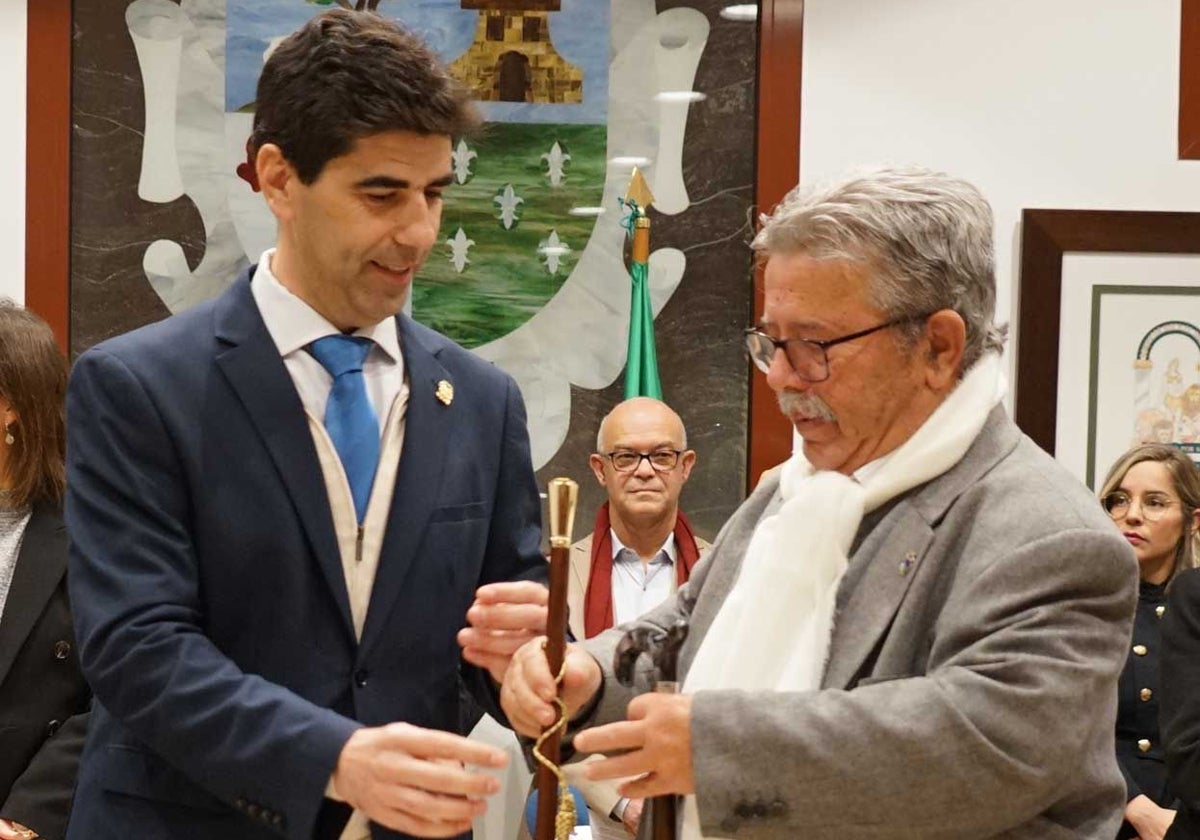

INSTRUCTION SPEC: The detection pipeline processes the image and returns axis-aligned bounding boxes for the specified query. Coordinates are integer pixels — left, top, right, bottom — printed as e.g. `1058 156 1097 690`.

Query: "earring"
4 424 12 446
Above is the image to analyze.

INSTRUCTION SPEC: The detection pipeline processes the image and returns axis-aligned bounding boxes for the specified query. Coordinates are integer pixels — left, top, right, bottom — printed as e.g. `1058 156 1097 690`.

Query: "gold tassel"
532 656 577 840
555 781 577 840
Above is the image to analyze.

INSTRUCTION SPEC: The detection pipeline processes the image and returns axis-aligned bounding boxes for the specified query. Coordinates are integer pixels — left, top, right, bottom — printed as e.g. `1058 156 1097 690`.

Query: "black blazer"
0 503 91 840
1116 581 1171 838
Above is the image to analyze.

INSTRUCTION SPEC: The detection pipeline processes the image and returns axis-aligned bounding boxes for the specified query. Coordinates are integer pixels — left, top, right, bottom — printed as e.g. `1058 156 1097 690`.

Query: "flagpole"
622 168 663 400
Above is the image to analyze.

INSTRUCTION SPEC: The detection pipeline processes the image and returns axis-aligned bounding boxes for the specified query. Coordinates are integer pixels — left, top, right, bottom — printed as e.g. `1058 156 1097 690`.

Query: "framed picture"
1016 209 1200 487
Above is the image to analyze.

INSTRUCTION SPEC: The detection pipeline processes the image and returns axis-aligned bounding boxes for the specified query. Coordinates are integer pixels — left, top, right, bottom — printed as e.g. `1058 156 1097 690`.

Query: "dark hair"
0 301 67 507
250 9 480 184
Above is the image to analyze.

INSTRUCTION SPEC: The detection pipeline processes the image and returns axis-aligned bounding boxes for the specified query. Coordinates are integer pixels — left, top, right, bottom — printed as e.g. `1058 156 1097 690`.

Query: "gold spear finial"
623 166 655 214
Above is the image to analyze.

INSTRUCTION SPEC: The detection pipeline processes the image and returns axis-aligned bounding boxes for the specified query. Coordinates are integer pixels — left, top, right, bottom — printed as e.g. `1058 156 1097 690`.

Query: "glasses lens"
1141 497 1173 521
745 331 774 374
785 340 829 382
648 450 680 470
610 451 640 471
1102 493 1130 518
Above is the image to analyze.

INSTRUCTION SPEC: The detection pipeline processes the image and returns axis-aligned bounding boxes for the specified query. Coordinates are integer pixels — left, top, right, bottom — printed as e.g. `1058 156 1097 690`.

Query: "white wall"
800 0 1200 477
0 1 26 305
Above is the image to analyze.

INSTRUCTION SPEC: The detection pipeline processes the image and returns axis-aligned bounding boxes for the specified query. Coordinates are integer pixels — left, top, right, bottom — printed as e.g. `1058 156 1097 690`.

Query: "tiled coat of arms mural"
71 0 758 536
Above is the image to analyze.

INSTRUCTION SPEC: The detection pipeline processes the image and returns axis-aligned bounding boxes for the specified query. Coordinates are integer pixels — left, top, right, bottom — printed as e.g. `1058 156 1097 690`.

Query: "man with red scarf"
565 397 709 838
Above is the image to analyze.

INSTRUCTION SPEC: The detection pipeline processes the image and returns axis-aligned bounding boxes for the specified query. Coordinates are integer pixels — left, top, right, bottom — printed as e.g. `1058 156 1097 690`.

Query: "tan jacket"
563 527 710 826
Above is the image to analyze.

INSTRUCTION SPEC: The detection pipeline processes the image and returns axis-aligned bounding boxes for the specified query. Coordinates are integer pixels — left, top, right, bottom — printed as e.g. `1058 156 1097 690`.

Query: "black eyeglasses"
601 449 684 473
744 313 933 383
1102 491 1181 523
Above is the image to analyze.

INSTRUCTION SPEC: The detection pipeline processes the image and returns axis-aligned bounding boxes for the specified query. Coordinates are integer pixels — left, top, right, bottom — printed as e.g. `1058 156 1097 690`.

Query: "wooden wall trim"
25 0 71 351
1181 0 1200 158
749 0 804 487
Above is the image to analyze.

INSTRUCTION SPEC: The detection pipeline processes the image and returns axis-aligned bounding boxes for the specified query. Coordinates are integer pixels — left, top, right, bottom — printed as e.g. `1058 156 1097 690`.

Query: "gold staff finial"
547 478 578 549
624 167 655 214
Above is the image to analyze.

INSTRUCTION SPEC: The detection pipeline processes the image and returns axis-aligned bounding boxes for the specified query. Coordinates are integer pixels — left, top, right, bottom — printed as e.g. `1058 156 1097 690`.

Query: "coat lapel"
820 505 934 689
359 316 452 656
821 407 1022 689
568 536 592 642
212 272 354 640
0 504 67 685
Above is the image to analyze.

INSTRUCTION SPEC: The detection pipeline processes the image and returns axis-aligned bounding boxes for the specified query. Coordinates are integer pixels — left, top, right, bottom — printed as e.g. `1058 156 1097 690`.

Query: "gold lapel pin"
898 551 917 576
436 379 454 406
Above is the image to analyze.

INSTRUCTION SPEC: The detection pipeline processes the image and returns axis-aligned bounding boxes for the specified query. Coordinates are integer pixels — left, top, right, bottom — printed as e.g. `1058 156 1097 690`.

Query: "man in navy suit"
64 11 544 840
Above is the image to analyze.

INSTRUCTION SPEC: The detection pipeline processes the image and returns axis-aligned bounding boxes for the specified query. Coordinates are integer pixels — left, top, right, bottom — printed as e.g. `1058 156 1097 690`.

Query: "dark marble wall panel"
536 2 756 539
71 0 204 354
70 0 757 540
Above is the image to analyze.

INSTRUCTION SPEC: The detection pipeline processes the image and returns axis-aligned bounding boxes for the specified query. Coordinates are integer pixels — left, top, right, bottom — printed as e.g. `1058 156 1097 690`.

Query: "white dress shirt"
609 529 676 627
251 249 404 425
251 250 409 840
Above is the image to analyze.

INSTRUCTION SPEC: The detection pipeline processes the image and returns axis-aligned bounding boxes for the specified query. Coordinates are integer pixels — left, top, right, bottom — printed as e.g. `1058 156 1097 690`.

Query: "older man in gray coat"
466 166 1138 839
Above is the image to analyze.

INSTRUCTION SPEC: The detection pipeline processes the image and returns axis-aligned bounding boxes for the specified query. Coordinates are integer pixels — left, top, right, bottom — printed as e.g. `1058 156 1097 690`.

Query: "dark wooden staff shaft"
534 541 571 840
649 683 678 840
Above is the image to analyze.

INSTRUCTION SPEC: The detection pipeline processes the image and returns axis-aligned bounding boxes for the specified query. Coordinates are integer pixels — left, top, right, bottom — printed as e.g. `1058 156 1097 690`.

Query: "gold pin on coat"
436 380 454 406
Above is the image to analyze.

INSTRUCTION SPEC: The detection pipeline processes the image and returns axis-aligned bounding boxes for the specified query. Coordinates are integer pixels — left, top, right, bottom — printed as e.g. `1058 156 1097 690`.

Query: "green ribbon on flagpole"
621 199 663 399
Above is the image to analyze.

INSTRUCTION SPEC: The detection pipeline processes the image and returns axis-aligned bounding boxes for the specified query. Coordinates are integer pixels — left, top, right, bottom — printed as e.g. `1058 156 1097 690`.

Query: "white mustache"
777 390 836 422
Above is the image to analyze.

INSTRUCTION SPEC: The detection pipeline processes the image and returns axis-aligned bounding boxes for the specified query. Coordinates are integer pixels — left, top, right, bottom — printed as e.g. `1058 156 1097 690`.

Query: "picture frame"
1084 283 1200 487
1015 209 1200 482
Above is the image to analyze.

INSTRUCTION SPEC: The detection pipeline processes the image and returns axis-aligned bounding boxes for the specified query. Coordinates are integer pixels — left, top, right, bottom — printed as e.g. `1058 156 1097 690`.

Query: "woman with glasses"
1100 444 1200 840
0 303 90 840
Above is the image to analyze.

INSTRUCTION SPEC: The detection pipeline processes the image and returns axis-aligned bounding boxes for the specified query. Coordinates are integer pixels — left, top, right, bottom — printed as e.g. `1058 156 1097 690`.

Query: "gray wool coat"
577 407 1138 840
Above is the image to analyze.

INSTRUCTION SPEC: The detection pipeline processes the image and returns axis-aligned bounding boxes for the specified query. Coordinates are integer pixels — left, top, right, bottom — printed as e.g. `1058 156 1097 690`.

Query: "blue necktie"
308 335 380 524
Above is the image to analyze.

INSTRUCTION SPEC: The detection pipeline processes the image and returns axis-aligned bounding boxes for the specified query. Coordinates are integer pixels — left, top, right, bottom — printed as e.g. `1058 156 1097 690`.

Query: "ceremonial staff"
533 478 579 840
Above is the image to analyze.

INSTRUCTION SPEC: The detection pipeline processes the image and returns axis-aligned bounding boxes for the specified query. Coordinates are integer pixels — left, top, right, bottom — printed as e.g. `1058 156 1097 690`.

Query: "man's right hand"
330 723 508 838
458 581 548 684
500 637 602 738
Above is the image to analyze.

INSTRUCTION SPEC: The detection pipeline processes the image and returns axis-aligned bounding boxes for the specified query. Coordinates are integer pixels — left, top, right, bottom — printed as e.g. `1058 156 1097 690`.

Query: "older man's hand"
500 637 602 738
458 581 548 684
575 693 695 798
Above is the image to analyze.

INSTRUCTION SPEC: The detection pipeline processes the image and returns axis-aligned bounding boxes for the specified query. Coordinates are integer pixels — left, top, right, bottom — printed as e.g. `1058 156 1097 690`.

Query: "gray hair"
751 165 1007 372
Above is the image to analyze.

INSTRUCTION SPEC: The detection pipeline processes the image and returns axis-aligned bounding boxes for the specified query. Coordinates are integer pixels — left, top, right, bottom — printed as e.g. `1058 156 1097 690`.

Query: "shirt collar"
610 527 676 564
253 249 402 364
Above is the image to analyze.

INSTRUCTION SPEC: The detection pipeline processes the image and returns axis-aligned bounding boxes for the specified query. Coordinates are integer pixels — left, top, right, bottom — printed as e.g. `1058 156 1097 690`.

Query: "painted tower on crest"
452 1 583 103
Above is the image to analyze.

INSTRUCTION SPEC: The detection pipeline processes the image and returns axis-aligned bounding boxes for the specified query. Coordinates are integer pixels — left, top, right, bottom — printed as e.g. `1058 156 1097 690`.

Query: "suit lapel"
359 316 452 656
821 505 934 689
212 272 354 639
0 504 67 685
568 537 591 641
821 407 1022 689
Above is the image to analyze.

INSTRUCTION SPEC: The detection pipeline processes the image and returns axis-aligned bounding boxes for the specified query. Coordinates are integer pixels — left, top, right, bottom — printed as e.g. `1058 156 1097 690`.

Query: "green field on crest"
412 122 608 348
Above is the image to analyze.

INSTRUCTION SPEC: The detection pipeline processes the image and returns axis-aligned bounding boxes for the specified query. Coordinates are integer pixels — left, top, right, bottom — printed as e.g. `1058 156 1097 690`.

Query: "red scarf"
583 502 701 639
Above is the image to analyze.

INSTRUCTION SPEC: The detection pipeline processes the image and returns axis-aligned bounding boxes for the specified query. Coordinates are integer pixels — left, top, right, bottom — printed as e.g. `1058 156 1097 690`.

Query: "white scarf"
678 353 1006 840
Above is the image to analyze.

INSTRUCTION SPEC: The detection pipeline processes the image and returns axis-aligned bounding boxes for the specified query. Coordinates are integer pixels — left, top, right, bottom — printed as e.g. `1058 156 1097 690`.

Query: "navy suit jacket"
64 271 544 840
